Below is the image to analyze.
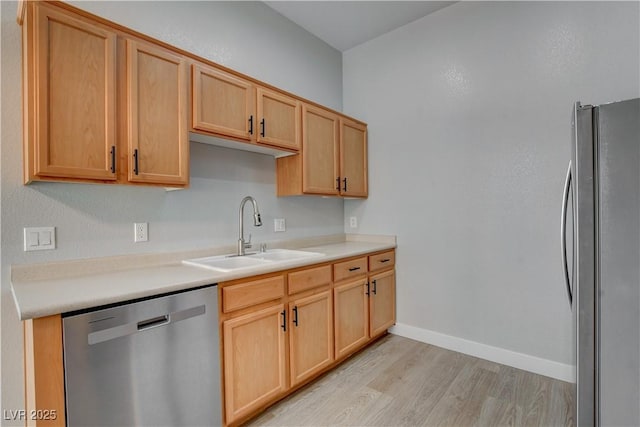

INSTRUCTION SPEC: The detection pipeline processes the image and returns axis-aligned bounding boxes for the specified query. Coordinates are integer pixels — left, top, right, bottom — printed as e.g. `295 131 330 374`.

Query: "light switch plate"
274 218 286 232
24 227 56 251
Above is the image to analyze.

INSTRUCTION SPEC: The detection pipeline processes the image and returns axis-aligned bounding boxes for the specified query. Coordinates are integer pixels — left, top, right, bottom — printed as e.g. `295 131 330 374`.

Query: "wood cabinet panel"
340 118 368 197
24 315 66 427
288 265 331 295
369 269 396 338
369 251 396 272
30 4 117 181
222 275 285 313
289 291 334 386
223 304 287 424
125 40 188 185
334 278 369 360
333 257 368 283
257 88 300 151
192 64 255 141
302 104 340 195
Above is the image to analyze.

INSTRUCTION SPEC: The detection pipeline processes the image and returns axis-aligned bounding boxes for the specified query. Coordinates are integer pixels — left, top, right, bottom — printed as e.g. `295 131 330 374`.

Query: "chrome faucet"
237 196 262 256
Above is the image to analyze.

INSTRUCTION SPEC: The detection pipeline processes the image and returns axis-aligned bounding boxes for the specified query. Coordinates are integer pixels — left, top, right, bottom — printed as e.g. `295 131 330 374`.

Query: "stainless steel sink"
183 249 324 272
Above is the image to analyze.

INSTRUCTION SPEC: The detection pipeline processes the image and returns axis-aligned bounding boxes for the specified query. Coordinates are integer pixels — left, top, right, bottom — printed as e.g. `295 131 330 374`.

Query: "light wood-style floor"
247 334 575 427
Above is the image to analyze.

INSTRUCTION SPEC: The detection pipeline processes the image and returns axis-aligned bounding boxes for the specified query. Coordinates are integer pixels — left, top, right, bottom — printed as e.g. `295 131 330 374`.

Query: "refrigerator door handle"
561 161 573 306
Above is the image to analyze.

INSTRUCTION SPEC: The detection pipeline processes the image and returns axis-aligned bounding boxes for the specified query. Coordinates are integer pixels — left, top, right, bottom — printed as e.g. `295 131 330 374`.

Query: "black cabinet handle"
380 259 391 263
249 115 254 135
281 310 286 332
293 306 298 327
366 282 370 297
343 177 348 192
336 176 341 191
133 149 139 175
260 118 265 137
372 279 377 295
110 146 116 173
348 267 361 272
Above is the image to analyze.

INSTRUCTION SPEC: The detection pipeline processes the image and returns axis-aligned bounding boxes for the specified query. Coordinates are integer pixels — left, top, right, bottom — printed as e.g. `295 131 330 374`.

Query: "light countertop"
11 234 396 320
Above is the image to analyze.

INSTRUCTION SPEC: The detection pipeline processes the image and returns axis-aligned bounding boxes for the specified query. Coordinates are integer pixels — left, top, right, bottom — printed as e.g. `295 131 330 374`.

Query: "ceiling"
264 1 455 52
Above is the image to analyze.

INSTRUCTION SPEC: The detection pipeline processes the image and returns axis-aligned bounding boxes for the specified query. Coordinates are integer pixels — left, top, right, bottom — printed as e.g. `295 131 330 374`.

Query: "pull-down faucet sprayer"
237 196 262 256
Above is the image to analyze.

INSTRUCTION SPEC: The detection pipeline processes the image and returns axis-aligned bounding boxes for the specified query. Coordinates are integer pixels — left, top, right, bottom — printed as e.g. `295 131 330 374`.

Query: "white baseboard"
389 323 576 383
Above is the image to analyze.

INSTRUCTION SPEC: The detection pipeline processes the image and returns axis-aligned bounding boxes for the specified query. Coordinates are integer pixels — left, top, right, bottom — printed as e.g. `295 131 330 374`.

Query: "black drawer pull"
366 282 370 297
380 259 391 263
249 115 254 135
293 306 298 327
348 267 361 272
372 279 377 295
110 146 116 173
133 149 139 175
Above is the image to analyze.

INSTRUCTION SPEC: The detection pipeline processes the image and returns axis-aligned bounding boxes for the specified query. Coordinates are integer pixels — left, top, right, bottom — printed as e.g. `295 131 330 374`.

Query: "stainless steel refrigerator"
563 98 640 426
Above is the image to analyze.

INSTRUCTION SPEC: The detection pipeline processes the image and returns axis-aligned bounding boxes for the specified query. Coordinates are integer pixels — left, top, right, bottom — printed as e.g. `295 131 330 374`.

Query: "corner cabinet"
276 104 368 198
125 40 189 185
23 3 118 183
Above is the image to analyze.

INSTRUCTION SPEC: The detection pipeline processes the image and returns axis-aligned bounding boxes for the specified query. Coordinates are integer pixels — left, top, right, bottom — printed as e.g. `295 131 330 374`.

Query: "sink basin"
183 249 324 272
248 249 324 262
182 255 271 272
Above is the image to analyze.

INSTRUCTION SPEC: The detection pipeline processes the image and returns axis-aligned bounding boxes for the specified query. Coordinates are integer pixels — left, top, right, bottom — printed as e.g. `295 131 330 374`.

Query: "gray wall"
0 1 343 419
343 1 640 368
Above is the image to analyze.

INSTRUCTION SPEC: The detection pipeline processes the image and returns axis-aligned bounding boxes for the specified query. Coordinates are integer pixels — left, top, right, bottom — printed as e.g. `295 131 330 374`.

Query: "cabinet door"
192 64 255 141
289 291 334 386
302 104 340 195
31 4 117 181
257 88 301 151
223 304 287 424
126 40 189 185
369 269 396 338
334 278 369 360
340 118 368 197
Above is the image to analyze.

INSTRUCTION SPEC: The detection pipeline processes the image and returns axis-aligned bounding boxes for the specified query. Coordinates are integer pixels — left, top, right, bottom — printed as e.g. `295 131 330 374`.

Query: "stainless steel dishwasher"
62 285 220 427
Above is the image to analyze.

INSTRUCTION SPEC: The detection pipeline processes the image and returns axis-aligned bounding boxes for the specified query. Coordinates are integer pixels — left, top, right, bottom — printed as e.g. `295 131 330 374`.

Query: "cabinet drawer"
288 265 332 295
369 250 395 272
222 275 285 313
333 257 368 282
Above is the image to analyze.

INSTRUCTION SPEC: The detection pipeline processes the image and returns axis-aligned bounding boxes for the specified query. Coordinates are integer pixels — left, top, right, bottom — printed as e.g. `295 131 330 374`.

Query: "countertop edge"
13 238 396 321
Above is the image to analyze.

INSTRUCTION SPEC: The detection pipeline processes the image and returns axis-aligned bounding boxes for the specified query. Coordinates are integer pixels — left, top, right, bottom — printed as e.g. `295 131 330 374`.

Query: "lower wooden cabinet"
334 278 370 360
222 304 287 423
289 290 334 386
369 269 396 338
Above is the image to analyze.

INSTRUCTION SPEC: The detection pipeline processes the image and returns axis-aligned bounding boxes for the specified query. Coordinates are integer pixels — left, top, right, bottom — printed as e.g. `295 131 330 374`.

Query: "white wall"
344 1 639 375
0 1 342 422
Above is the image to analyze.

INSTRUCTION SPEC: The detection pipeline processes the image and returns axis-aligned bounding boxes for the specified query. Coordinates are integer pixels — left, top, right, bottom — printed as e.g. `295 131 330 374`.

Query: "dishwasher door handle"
88 304 206 345
137 315 170 331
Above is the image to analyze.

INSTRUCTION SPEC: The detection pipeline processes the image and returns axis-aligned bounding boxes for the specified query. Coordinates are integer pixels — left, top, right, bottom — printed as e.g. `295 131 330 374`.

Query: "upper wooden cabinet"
340 118 368 197
191 66 300 153
22 2 188 187
24 3 117 183
276 104 368 198
256 88 301 151
191 63 255 141
125 40 189 185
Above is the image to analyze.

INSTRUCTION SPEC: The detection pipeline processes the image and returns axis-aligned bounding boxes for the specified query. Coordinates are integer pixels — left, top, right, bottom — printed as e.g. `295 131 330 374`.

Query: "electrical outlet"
134 222 148 242
274 218 286 232
350 216 358 228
